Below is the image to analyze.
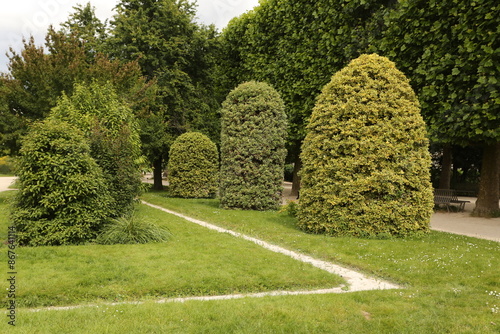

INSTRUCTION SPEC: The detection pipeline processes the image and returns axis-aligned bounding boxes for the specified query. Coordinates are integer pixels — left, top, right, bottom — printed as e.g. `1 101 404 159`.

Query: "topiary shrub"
298 54 434 237
11 119 113 246
219 81 287 210
167 132 219 198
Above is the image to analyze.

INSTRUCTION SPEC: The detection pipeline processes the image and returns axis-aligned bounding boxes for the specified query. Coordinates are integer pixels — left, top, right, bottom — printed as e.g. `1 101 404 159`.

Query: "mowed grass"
1 187 499 333
0 191 343 309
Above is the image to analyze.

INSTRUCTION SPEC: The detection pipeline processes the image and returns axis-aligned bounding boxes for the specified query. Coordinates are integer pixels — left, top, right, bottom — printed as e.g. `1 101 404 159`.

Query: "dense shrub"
11 119 112 246
167 132 219 198
50 81 143 216
298 54 434 237
219 81 287 210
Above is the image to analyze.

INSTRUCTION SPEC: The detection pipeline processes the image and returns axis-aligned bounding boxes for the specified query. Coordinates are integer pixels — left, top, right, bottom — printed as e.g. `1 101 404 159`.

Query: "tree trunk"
439 144 452 189
153 158 164 191
291 155 302 198
473 142 500 216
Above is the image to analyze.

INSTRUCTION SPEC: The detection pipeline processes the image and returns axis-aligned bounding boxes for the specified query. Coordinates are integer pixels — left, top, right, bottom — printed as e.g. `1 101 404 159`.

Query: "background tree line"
0 0 498 215
217 0 499 216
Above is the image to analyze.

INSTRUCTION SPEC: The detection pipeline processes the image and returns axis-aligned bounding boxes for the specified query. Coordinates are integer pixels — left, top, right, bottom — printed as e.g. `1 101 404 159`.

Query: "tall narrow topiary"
220 81 287 210
167 132 219 198
298 54 433 237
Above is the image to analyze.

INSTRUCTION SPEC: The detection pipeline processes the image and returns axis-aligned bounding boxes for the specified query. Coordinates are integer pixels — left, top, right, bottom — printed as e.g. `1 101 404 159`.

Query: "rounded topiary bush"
298 54 434 237
219 81 287 210
11 119 112 246
167 132 219 198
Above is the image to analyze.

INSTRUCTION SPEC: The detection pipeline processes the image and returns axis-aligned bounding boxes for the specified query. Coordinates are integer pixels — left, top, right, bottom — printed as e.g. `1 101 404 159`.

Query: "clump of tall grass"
96 214 171 245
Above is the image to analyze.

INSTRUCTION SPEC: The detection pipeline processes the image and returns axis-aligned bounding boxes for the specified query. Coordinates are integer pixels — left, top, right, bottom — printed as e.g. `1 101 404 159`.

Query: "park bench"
433 189 470 212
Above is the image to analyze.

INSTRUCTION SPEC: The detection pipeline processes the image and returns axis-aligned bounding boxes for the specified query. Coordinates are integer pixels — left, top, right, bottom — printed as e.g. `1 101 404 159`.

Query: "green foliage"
218 0 392 147
378 0 500 146
279 200 298 217
298 54 434 237
2 21 154 155
219 81 287 210
50 81 143 216
109 0 221 186
167 132 219 198
11 119 112 246
0 156 14 174
96 213 171 245
376 0 500 215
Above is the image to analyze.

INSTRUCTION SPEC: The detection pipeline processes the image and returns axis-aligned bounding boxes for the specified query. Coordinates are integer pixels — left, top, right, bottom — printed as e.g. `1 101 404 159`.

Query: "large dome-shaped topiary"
219 81 287 210
167 132 219 198
298 54 434 237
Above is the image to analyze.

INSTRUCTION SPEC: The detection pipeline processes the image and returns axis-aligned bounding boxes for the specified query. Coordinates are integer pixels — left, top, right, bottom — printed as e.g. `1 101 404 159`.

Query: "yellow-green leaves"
298 54 434 237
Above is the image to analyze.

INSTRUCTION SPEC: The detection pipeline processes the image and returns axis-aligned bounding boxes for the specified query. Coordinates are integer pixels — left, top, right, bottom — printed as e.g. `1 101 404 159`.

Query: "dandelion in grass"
96 214 171 245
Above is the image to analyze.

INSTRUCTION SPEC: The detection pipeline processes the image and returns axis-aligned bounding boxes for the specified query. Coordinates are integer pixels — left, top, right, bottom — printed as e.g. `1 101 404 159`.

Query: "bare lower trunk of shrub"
291 155 302 198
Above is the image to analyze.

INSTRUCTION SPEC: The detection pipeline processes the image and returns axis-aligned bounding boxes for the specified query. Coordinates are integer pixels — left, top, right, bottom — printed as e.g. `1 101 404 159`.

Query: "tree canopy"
108 0 221 189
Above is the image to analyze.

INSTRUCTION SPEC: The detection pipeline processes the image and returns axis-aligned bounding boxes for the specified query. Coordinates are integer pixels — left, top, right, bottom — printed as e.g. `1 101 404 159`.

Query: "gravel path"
0 176 16 192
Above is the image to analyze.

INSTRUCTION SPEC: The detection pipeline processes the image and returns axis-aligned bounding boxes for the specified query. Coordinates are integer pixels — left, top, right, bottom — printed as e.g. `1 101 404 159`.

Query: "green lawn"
1 189 499 333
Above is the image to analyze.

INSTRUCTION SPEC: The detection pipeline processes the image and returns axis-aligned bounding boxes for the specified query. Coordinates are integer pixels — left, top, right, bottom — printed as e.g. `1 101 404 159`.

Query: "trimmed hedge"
298 54 434 237
219 81 287 210
11 119 112 246
167 132 219 198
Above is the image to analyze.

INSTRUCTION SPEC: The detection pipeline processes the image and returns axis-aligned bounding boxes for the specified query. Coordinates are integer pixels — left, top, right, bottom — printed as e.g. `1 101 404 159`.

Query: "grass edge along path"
142 201 401 293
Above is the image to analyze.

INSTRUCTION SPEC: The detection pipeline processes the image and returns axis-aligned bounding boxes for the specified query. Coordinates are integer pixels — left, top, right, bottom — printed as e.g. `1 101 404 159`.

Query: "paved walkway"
3 176 499 242
0 176 16 192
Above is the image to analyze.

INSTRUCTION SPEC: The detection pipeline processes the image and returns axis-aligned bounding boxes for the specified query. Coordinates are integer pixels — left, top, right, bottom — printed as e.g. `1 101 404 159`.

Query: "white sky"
0 0 260 73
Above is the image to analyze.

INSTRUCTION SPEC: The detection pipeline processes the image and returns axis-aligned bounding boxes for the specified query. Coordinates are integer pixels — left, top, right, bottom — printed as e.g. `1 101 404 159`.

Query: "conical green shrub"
11 119 113 246
298 54 434 237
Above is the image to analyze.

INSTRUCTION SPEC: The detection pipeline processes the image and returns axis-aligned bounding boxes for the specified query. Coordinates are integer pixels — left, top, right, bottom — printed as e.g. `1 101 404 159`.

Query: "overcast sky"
0 0 260 73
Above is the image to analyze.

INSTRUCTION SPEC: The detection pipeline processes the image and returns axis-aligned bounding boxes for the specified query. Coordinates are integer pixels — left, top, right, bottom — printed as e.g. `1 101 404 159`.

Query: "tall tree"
108 0 220 190
60 2 108 60
378 0 500 215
